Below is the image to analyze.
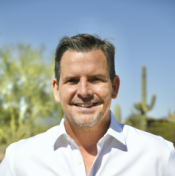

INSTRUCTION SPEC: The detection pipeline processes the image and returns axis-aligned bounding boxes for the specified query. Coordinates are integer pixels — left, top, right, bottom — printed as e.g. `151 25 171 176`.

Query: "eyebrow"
91 74 108 79
63 74 108 82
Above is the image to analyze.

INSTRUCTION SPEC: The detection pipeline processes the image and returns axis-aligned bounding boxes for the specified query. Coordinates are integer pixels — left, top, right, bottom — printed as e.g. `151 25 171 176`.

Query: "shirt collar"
106 110 126 145
56 115 67 138
55 110 126 146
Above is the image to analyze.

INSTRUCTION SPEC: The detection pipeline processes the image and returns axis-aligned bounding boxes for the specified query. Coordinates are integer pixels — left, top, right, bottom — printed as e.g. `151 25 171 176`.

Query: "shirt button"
67 137 70 141
77 160 82 165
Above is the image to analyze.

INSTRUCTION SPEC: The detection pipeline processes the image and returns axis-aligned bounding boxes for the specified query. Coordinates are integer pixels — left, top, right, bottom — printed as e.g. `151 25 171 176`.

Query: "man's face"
52 49 119 127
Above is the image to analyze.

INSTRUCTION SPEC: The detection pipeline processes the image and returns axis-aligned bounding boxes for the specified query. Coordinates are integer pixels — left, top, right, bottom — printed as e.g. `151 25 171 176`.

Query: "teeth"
78 104 93 107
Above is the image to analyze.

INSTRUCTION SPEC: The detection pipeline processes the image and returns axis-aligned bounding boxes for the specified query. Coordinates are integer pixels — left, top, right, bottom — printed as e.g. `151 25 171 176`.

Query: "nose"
77 78 93 98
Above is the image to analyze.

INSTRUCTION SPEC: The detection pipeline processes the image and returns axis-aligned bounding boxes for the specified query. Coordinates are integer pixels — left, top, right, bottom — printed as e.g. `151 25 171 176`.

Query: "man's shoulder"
5 125 59 160
124 124 174 152
0 125 61 174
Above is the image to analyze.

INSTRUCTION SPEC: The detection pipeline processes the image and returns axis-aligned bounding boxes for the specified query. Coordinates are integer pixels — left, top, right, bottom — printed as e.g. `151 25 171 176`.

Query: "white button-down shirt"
0 111 175 176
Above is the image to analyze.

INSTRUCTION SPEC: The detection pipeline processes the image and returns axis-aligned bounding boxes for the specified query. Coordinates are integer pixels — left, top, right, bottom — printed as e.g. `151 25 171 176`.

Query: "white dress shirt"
0 111 175 176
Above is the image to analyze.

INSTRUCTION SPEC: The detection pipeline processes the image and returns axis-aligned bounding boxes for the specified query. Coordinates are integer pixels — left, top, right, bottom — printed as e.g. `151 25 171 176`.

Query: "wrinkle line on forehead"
60 49 109 76
61 49 107 63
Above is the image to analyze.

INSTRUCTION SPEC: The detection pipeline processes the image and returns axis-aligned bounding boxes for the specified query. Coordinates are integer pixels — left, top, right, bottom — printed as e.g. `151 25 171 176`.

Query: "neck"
64 115 110 149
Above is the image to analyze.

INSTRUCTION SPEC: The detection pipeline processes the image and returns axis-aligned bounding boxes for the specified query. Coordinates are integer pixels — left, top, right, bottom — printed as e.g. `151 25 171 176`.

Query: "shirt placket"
66 135 86 176
87 137 105 176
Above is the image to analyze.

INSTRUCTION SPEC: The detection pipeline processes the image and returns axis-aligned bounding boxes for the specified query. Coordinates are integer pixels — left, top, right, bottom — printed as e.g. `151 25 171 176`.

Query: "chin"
70 112 102 127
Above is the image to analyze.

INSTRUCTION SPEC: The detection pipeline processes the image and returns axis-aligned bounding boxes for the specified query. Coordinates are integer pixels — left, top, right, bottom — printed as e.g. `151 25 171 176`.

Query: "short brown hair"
55 34 116 83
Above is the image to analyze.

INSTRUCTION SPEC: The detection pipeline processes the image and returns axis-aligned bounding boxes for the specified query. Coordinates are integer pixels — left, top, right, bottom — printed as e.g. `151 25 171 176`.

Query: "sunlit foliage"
147 121 175 145
0 44 63 151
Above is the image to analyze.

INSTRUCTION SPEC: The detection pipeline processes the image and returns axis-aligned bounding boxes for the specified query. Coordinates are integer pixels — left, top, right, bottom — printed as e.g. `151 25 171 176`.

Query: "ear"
112 75 120 99
52 78 61 102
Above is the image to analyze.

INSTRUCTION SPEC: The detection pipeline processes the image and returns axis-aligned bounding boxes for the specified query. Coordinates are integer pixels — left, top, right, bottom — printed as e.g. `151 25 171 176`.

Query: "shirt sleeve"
164 145 175 176
0 145 16 176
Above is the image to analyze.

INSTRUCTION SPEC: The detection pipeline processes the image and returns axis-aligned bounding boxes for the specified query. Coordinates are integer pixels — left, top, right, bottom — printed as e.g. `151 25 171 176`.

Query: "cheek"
95 85 112 101
60 86 77 104
98 88 112 116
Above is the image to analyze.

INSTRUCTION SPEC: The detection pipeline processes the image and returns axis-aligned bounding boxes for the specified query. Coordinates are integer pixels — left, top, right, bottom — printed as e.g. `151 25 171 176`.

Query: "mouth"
74 102 101 108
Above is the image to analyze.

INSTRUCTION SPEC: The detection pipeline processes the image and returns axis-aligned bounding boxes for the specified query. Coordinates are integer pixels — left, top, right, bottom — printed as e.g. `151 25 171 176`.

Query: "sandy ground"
0 151 5 163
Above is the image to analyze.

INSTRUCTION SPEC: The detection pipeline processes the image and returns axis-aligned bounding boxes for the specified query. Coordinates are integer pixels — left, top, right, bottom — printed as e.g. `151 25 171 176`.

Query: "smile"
74 102 100 108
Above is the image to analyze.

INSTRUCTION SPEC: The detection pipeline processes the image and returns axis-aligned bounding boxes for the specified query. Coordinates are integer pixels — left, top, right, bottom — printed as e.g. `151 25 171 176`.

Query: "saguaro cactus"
114 104 121 123
134 66 156 115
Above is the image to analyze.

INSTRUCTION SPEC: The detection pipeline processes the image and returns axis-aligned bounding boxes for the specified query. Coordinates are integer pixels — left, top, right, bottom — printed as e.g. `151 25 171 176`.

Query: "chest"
14 140 165 176
81 151 96 175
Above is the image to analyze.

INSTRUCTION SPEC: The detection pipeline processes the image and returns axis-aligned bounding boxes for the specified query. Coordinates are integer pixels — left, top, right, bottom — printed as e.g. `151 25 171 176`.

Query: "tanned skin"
52 49 120 175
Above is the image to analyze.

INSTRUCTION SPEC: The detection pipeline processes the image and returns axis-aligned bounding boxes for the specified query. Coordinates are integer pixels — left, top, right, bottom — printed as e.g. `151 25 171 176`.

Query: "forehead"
60 49 108 75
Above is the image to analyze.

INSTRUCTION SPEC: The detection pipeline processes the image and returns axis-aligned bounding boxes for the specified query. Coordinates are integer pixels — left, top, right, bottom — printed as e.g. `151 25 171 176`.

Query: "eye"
90 77 101 82
93 78 100 81
67 79 78 84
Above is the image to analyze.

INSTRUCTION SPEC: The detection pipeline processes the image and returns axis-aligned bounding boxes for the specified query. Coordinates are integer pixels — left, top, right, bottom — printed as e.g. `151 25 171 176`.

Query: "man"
0 34 175 176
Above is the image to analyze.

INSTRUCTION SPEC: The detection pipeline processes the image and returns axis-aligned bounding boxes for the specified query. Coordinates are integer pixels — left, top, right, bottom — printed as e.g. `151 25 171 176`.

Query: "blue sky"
1 0 175 121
